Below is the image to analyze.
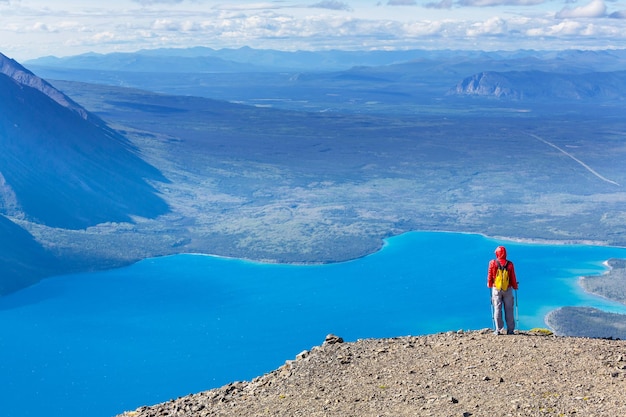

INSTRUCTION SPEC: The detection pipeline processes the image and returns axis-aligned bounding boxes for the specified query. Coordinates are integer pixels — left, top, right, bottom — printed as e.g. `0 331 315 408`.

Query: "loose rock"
116 330 626 417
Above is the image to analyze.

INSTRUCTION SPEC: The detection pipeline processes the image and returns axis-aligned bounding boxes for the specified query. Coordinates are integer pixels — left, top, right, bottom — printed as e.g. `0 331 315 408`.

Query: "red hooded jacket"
487 246 518 290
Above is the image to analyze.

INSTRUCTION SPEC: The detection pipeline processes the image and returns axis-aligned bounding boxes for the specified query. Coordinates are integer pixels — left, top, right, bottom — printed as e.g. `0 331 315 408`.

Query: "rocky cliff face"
451 70 626 100
0 53 90 120
452 71 519 98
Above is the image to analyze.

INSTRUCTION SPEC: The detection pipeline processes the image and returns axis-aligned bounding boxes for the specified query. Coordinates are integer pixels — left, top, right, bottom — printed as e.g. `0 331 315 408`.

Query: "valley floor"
18 80 626 339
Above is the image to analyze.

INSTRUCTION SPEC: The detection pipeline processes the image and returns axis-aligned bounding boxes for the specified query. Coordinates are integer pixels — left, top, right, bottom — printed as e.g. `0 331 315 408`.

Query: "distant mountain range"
24 47 626 74
25 46 460 72
24 47 626 104
0 52 169 292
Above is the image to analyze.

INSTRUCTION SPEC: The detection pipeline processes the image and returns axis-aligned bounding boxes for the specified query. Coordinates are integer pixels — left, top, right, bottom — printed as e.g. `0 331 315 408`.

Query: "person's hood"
495 246 507 262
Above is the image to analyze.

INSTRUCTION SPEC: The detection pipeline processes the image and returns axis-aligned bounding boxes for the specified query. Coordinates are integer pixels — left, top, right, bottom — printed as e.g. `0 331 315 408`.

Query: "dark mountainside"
0 215 57 293
0 52 169 291
0 53 169 228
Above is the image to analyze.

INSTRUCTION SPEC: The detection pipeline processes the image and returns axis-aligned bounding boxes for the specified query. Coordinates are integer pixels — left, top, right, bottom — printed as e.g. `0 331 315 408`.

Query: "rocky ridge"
0 52 90 120
451 70 626 100
117 330 626 417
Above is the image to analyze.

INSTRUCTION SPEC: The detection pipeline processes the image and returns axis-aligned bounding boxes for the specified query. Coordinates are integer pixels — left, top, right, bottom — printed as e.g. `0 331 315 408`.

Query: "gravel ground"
117 330 626 417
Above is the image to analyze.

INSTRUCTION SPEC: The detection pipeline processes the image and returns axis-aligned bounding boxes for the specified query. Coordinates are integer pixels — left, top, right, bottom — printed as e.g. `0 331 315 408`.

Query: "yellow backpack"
494 260 510 291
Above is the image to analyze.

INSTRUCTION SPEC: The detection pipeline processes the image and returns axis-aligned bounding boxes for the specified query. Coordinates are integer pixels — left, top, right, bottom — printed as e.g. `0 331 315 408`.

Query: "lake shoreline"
133 231 626 339
7 229 626 341
545 258 626 338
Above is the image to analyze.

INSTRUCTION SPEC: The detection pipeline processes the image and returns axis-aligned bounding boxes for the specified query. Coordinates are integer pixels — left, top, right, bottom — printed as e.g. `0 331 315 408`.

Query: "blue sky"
1 0 625 60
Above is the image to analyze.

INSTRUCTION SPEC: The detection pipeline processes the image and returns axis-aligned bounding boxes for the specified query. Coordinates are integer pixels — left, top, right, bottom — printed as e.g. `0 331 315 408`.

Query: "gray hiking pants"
492 287 515 333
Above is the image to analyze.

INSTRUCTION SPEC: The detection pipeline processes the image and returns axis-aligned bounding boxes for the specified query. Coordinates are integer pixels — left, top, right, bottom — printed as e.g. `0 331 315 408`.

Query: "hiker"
487 245 518 335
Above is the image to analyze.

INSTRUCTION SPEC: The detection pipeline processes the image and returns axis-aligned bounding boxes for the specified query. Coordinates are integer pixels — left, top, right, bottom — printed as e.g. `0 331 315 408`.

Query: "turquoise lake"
2 231 626 417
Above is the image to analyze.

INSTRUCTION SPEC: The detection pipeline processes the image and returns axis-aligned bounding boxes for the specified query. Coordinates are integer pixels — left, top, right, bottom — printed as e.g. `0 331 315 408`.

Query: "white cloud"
31 22 53 32
424 0 454 9
556 0 607 18
208 2 287 12
401 19 448 36
152 18 200 31
1 0 626 60
527 19 584 35
460 0 546 6
466 16 507 35
92 31 117 42
132 0 184 4
608 10 626 18
309 1 353 11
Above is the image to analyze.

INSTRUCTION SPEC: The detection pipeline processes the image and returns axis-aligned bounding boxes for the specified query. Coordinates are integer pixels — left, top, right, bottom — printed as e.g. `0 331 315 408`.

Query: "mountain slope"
0 214 60 293
0 52 169 229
